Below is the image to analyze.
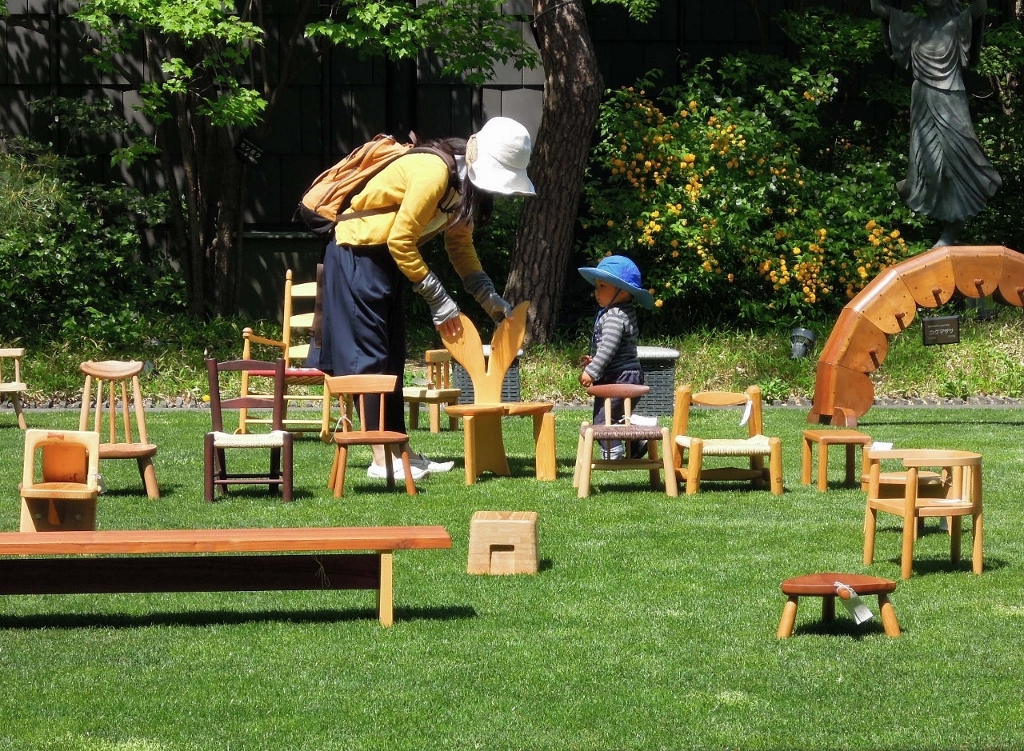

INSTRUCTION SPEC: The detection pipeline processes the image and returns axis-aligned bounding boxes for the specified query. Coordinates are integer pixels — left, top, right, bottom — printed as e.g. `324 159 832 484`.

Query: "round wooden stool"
777 572 900 638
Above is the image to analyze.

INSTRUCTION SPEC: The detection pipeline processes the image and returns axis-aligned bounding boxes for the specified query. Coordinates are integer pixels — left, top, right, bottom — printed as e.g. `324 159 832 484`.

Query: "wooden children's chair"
573 383 677 498
0 347 28 429
19 429 101 532
403 349 461 432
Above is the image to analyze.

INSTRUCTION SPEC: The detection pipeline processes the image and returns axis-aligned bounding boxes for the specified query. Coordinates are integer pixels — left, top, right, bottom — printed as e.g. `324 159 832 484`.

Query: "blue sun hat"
578 255 654 310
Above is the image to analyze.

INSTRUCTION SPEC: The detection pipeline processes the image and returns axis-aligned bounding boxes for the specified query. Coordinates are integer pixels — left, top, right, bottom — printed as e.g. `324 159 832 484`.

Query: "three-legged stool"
777 572 900 638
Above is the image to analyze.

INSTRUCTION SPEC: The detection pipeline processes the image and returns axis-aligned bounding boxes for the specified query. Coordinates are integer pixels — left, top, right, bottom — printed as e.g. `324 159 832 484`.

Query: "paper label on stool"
835 582 874 625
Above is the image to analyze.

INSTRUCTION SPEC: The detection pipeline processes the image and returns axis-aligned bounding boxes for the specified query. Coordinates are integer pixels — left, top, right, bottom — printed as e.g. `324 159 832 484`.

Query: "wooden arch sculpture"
808 245 1024 427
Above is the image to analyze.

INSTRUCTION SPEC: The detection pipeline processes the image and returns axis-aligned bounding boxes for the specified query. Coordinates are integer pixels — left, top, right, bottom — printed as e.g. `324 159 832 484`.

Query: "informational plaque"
921 315 960 346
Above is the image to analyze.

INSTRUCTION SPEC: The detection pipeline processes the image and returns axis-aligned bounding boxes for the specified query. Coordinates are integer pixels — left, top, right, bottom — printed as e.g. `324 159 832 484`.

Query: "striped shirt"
584 303 641 382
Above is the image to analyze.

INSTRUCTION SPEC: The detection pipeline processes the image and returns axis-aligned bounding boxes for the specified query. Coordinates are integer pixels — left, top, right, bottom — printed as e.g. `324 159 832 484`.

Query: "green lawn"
0 404 1022 750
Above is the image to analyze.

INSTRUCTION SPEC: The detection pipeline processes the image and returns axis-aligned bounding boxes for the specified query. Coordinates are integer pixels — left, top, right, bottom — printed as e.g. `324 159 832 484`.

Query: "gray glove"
413 271 461 327
463 270 513 324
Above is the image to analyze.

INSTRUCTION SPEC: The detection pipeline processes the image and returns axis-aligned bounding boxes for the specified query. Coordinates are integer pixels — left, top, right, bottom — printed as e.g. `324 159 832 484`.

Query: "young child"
578 255 655 459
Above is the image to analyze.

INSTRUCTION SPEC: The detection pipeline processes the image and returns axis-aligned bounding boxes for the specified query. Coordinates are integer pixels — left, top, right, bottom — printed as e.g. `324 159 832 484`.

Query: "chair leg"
769 438 784 495
972 511 983 574
428 403 441 433
573 423 590 489
900 512 916 580
647 438 660 490
328 444 339 490
399 443 417 496
204 435 215 502
660 428 678 497
137 457 159 499
408 401 421 431
13 392 26 430
686 442 703 495
269 446 281 494
281 436 293 502
446 400 458 431
577 429 596 499
333 446 349 498
863 506 877 564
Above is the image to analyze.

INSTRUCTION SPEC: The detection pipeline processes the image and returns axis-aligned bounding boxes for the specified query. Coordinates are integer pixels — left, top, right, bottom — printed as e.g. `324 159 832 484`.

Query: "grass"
11 306 1024 407
1 402 1023 750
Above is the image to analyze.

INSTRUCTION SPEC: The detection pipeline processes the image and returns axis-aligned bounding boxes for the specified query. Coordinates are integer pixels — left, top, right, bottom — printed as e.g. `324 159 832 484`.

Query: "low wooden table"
445 402 556 485
802 429 873 491
777 572 900 638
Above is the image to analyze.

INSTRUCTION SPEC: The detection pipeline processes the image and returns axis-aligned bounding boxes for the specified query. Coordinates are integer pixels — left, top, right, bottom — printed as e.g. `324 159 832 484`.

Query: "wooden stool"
777 572 900 638
802 429 872 491
468 511 538 575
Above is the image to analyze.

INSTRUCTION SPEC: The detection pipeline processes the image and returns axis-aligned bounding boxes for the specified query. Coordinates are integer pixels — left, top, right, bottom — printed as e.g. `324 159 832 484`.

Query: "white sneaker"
366 462 430 481
410 454 455 473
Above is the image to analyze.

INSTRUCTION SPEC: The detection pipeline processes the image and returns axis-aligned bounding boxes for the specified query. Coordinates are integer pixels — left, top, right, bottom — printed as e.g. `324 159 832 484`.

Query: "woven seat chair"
671 385 783 495
573 383 677 498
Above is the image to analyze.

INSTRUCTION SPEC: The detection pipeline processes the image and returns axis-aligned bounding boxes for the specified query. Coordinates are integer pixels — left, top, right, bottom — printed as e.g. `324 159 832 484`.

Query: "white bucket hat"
466 117 536 196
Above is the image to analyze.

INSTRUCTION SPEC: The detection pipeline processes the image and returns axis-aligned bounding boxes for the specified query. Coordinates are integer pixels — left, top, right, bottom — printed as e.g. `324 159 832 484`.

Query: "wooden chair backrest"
441 301 530 404
324 374 399 433
671 385 765 438
207 358 286 432
424 349 453 389
281 267 321 367
22 429 100 488
78 360 151 447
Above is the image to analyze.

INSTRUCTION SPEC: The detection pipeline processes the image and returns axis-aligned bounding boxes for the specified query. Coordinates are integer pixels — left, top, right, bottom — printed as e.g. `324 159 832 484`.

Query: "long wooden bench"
0 526 452 627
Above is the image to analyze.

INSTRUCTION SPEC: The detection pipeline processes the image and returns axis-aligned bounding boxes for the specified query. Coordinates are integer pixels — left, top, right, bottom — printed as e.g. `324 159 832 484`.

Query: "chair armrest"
242 328 286 351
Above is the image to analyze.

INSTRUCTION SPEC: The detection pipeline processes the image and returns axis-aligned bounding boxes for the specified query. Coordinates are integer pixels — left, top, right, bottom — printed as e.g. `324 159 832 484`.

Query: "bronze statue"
870 0 1001 247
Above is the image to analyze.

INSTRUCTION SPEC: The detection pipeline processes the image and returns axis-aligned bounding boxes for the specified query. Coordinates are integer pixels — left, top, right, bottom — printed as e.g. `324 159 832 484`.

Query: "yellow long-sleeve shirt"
334 152 484 284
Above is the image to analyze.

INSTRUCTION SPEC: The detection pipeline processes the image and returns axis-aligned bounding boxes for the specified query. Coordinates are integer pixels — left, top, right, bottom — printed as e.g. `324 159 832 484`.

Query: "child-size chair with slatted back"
0 347 28 429
863 448 983 579
205 358 293 502
573 383 678 498
19 429 101 532
79 360 159 499
240 267 329 435
321 374 417 497
670 385 783 495
403 349 461 432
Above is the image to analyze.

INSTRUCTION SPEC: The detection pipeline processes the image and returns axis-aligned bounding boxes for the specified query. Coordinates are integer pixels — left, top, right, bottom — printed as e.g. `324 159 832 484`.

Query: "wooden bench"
0 526 451 627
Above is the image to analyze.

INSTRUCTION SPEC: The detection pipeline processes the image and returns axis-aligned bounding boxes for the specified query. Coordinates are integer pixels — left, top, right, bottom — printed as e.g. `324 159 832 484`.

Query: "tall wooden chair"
240 267 329 435
670 385 783 495
403 349 461 432
0 347 28 429
321 374 417 497
205 358 293 502
79 360 159 499
573 383 677 498
863 448 983 579
19 429 101 532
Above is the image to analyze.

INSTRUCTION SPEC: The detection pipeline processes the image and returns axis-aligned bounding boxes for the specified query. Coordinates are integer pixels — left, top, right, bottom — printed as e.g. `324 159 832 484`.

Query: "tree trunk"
505 0 604 344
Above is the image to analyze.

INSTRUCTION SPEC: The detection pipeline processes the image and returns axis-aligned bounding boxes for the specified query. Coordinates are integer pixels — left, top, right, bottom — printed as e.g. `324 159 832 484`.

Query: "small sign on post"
922 315 960 346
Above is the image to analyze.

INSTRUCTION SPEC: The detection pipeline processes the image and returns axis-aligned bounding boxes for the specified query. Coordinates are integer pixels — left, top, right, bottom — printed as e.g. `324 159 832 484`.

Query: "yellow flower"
654 299 664 308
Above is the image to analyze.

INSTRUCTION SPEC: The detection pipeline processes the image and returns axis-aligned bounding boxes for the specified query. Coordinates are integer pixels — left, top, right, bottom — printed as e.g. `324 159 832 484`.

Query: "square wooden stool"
468 511 538 575
802 429 872 491
777 572 900 638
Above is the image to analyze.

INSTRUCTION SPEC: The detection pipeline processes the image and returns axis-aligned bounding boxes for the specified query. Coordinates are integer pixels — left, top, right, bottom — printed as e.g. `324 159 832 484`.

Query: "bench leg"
801 435 813 486
533 411 557 481
817 442 829 492
377 552 394 627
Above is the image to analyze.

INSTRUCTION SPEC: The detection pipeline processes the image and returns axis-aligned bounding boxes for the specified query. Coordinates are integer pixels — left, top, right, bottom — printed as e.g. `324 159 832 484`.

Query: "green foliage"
581 57 927 331
0 136 184 345
305 0 538 85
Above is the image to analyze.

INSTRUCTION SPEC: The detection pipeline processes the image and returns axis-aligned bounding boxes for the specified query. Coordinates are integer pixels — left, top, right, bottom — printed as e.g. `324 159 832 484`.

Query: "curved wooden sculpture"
808 245 1024 427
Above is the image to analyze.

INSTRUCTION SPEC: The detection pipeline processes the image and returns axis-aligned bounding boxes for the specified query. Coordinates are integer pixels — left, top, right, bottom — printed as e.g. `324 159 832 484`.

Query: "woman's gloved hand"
414 271 460 326
463 270 513 323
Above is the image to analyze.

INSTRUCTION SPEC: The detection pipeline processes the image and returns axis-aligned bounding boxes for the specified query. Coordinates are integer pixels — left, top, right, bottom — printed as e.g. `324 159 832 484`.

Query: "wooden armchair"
670 385 783 495
240 267 329 435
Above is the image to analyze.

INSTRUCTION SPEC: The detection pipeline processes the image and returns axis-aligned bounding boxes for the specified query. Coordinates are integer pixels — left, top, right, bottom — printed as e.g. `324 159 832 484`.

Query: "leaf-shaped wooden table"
441 302 556 485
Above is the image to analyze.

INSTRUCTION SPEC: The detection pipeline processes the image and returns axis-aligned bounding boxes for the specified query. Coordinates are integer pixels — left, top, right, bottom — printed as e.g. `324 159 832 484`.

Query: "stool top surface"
781 573 897 596
803 429 872 442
